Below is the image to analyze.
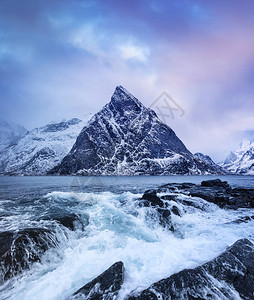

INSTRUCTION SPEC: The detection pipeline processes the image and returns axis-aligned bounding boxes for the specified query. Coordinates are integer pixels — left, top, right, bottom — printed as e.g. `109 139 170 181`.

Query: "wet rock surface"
136 178 254 233
1 178 253 299
0 228 58 281
68 261 124 300
137 178 254 232
140 189 174 230
130 180 254 299
155 179 254 209
41 210 89 231
127 239 254 300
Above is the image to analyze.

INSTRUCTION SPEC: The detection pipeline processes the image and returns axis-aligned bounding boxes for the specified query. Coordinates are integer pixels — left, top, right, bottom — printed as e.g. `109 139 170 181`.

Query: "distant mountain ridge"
222 140 254 175
0 87 226 176
0 116 91 175
194 152 227 175
51 86 224 175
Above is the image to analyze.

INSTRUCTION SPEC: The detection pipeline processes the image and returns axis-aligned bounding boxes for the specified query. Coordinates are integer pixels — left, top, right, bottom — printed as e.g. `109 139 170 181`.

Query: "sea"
0 175 254 300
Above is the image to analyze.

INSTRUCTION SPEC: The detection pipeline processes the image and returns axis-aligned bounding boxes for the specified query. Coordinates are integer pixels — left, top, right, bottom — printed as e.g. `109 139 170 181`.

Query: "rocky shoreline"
67 238 254 300
0 179 253 299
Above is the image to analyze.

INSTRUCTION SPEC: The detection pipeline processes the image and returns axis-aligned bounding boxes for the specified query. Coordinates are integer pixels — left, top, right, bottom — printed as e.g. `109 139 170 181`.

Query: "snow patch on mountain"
0 116 92 175
222 140 254 175
194 152 227 174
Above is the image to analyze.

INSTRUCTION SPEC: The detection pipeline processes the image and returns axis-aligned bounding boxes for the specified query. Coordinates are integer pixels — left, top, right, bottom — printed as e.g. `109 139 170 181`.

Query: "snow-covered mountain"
0 119 27 151
194 152 227 174
222 140 254 175
52 86 224 175
0 116 91 175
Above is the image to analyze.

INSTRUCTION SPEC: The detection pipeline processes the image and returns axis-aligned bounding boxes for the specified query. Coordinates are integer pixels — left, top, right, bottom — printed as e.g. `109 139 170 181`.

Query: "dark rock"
55 214 83 231
229 188 254 209
171 205 181 216
43 212 88 231
188 187 230 208
0 228 58 281
140 190 173 231
69 261 124 300
160 194 177 201
157 208 173 231
141 190 164 207
180 182 196 189
228 215 254 224
170 180 254 209
127 239 254 300
139 180 254 234
201 179 229 188
187 293 206 300
158 184 178 192
188 188 217 203
176 197 213 212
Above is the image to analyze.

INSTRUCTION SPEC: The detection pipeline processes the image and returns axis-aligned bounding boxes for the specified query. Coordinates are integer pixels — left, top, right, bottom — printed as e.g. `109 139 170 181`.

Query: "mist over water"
0 176 253 300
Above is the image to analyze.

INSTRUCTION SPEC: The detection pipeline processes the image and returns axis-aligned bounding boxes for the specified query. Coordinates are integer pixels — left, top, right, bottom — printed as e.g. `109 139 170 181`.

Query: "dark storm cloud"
0 0 254 161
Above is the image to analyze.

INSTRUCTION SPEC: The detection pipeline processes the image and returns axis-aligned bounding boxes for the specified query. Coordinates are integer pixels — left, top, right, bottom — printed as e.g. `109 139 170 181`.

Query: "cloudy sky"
0 0 254 161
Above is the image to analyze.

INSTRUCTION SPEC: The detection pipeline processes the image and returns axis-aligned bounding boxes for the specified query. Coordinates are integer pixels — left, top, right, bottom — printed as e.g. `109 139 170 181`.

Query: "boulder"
40 210 89 231
141 190 164 207
201 179 229 188
69 261 124 300
227 215 254 224
156 208 173 231
162 180 254 210
51 212 88 231
0 228 58 281
171 205 181 216
140 190 173 230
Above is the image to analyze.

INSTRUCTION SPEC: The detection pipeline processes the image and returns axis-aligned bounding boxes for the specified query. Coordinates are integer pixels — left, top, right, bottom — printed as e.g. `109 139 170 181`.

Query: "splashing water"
0 176 253 300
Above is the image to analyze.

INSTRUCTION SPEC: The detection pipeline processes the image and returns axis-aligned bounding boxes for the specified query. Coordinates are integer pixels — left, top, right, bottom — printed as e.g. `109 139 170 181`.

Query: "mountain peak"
112 85 141 104
51 86 224 176
222 139 254 175
115 85 132 95
238 140 254 151
109 85 144 114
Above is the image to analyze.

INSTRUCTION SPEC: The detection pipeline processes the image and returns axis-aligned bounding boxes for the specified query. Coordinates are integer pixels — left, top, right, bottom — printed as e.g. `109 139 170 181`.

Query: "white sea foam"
0 190 254 300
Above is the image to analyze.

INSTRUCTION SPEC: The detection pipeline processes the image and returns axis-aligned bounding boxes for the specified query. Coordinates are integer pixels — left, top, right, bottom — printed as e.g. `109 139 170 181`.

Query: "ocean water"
0 175 253 299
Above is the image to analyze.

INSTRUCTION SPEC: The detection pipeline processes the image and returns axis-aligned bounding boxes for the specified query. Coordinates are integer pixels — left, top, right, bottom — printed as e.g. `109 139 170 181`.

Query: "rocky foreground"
0 179 253 299
66 238 254 300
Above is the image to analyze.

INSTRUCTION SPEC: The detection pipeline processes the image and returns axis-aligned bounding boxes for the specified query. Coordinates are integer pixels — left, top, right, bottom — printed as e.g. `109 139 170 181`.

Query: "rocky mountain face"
194 152 227 174
0 117 91 175
52 86 224 175
222 140 254 175
0 119 27 151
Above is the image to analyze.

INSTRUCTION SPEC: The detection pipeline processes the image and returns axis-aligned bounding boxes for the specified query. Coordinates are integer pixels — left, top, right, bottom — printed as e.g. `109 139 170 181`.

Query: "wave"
0 190 253 299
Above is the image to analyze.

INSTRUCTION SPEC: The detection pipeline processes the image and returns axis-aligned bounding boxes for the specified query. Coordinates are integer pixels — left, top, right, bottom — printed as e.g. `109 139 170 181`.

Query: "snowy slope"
52 86 224 175
194 152 227 174
222 140 254 175
0 119 27 151
0 116 92 175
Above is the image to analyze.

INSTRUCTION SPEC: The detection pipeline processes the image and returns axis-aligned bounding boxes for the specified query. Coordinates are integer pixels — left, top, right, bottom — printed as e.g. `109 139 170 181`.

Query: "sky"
0 0 254 162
